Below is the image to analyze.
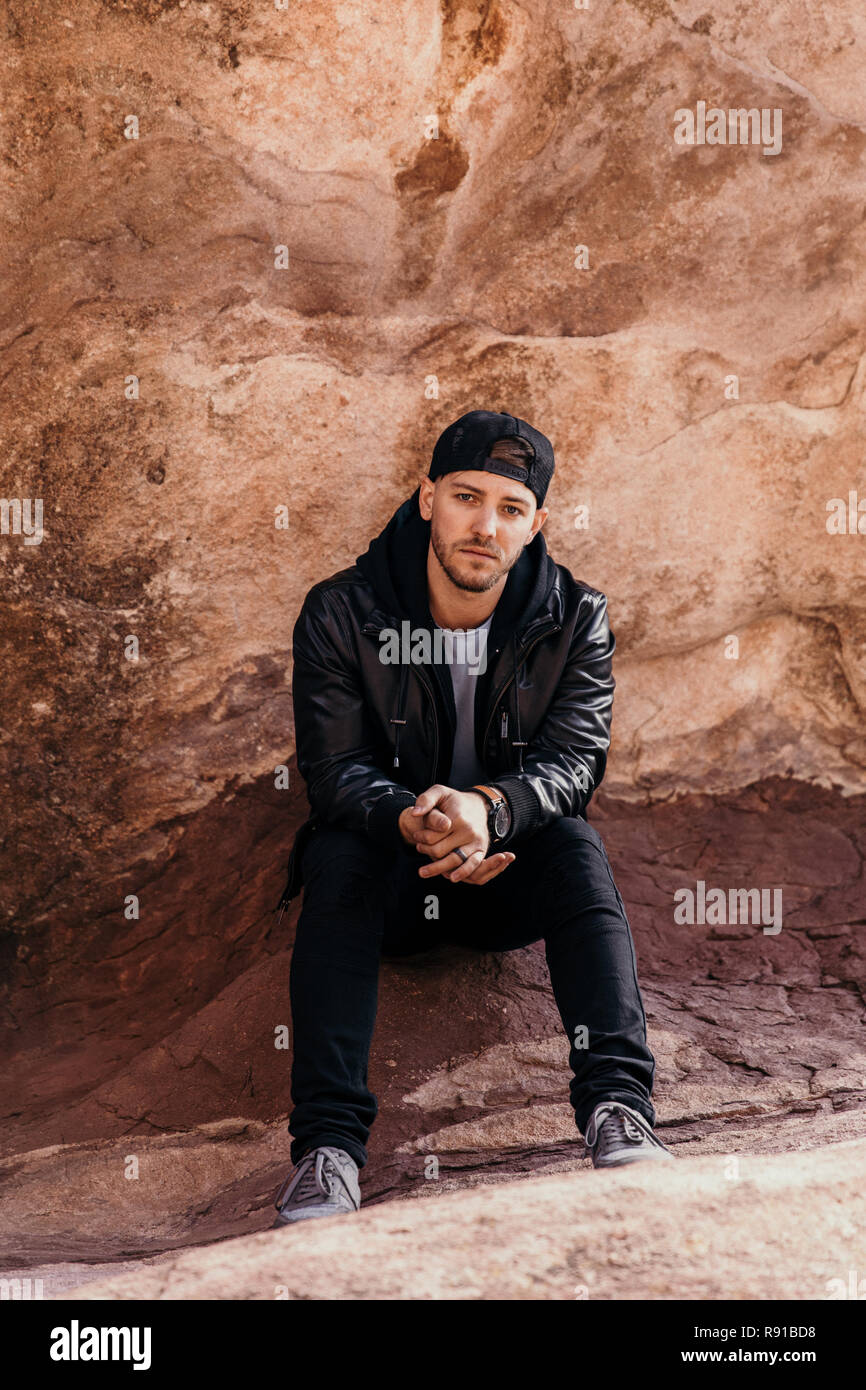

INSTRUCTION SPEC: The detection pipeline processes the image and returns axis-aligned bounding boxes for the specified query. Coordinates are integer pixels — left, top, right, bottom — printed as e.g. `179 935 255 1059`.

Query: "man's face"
419 470 548 594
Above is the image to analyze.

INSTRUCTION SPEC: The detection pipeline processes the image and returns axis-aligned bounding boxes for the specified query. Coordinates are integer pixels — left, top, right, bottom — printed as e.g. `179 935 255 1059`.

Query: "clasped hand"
398 784 515 885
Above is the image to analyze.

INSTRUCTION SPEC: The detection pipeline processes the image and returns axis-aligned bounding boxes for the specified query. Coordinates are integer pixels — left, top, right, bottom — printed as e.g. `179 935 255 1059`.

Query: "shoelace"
586 1102 653 1150
277 1151 335 1210
602 1111 645 1146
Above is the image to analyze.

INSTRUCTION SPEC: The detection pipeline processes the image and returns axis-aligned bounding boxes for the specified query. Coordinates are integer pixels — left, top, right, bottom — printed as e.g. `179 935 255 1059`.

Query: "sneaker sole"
590 1149 674 1168
272 1205 359 1227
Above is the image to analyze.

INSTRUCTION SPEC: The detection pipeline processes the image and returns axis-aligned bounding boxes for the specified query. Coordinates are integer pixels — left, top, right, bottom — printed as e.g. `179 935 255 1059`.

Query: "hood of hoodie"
354 484 560 774
355 483 557 632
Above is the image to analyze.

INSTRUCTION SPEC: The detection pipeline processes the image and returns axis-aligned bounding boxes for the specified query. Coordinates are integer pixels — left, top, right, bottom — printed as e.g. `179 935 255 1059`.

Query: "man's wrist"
465 788 492 810
467 784 513 849
482 774 538 844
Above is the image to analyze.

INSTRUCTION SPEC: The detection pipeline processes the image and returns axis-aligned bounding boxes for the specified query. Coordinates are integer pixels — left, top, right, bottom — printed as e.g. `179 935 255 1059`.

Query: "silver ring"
454 847 469 863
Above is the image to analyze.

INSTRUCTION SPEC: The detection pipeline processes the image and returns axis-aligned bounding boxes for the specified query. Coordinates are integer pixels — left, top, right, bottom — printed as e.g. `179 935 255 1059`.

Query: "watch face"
493 802 511 839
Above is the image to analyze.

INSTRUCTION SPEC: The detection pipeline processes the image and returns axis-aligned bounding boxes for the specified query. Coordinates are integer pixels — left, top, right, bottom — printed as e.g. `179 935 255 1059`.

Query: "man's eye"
457 493 474 501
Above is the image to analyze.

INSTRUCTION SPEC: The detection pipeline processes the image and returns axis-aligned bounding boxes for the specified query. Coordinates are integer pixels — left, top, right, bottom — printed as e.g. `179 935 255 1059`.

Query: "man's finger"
445 848 485 883
415 820 457 852
411 785 447 817
467 850 508 884
418 846 482 879
469 856 512 884
465 852 516 884
419 813 476 854
415 809 452 840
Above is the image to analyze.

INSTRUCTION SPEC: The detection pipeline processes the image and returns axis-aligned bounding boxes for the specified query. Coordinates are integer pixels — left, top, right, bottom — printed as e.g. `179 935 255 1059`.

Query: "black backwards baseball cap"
428 409 555 509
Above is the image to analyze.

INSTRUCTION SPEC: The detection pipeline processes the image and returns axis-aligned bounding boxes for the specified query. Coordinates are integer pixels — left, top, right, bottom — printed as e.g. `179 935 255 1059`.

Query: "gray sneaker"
272 1145 361 1227
584 1101 674 1168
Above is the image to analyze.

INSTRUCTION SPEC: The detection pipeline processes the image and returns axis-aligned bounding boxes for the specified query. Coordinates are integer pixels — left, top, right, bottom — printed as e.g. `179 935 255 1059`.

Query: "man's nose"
470 508 498 539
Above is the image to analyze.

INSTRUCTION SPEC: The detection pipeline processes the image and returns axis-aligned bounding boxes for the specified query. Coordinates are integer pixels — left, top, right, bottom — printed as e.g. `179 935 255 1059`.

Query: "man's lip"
460 547 497 558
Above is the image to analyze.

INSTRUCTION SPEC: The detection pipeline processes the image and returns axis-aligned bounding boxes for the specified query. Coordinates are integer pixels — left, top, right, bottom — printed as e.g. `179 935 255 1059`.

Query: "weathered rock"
1 782 865 1282
38 1137 866 1301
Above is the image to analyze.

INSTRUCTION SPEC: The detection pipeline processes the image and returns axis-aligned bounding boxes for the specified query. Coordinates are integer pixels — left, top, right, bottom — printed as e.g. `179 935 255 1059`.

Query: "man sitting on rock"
272 408 673 1226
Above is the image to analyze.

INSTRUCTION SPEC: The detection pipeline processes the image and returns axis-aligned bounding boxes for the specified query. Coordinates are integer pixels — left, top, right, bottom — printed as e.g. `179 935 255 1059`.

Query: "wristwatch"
469 784 512 849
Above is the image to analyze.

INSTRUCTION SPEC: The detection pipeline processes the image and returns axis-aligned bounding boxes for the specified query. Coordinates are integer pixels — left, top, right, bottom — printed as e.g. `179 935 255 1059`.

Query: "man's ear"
526 506 549 542
418 475 435 520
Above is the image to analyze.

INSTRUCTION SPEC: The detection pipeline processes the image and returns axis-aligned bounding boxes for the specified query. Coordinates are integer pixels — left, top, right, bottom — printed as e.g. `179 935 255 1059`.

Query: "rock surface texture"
43 1137 866 1301
1 0 864 1297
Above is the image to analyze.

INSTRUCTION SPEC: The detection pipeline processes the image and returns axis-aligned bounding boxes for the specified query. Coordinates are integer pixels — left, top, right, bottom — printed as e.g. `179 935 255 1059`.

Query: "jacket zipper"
411 663 440 782
482 621 561 754
361 620 439 782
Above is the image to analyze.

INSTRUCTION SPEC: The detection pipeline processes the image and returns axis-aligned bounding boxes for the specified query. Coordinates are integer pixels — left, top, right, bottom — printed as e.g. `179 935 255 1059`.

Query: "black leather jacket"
276 485 616 913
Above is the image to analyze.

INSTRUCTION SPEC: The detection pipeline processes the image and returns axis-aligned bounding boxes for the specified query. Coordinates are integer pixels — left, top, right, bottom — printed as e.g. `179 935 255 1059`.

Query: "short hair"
488 437 533 477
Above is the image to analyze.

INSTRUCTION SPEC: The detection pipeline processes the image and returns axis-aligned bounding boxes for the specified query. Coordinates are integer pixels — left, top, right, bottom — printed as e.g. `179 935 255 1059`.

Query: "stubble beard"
430 520 523 594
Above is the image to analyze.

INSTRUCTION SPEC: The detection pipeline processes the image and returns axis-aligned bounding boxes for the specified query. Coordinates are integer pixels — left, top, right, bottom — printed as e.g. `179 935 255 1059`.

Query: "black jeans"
288 815 656 1169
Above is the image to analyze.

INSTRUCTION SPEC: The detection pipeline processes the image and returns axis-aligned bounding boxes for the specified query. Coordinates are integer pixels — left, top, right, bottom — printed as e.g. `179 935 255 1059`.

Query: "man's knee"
300 826 393 908
519 816 623 915
527 815 608 863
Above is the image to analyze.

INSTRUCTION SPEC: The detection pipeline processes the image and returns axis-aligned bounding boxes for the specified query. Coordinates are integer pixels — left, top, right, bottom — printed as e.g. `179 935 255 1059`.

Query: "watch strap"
469 783 505 810
470 784 511 851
